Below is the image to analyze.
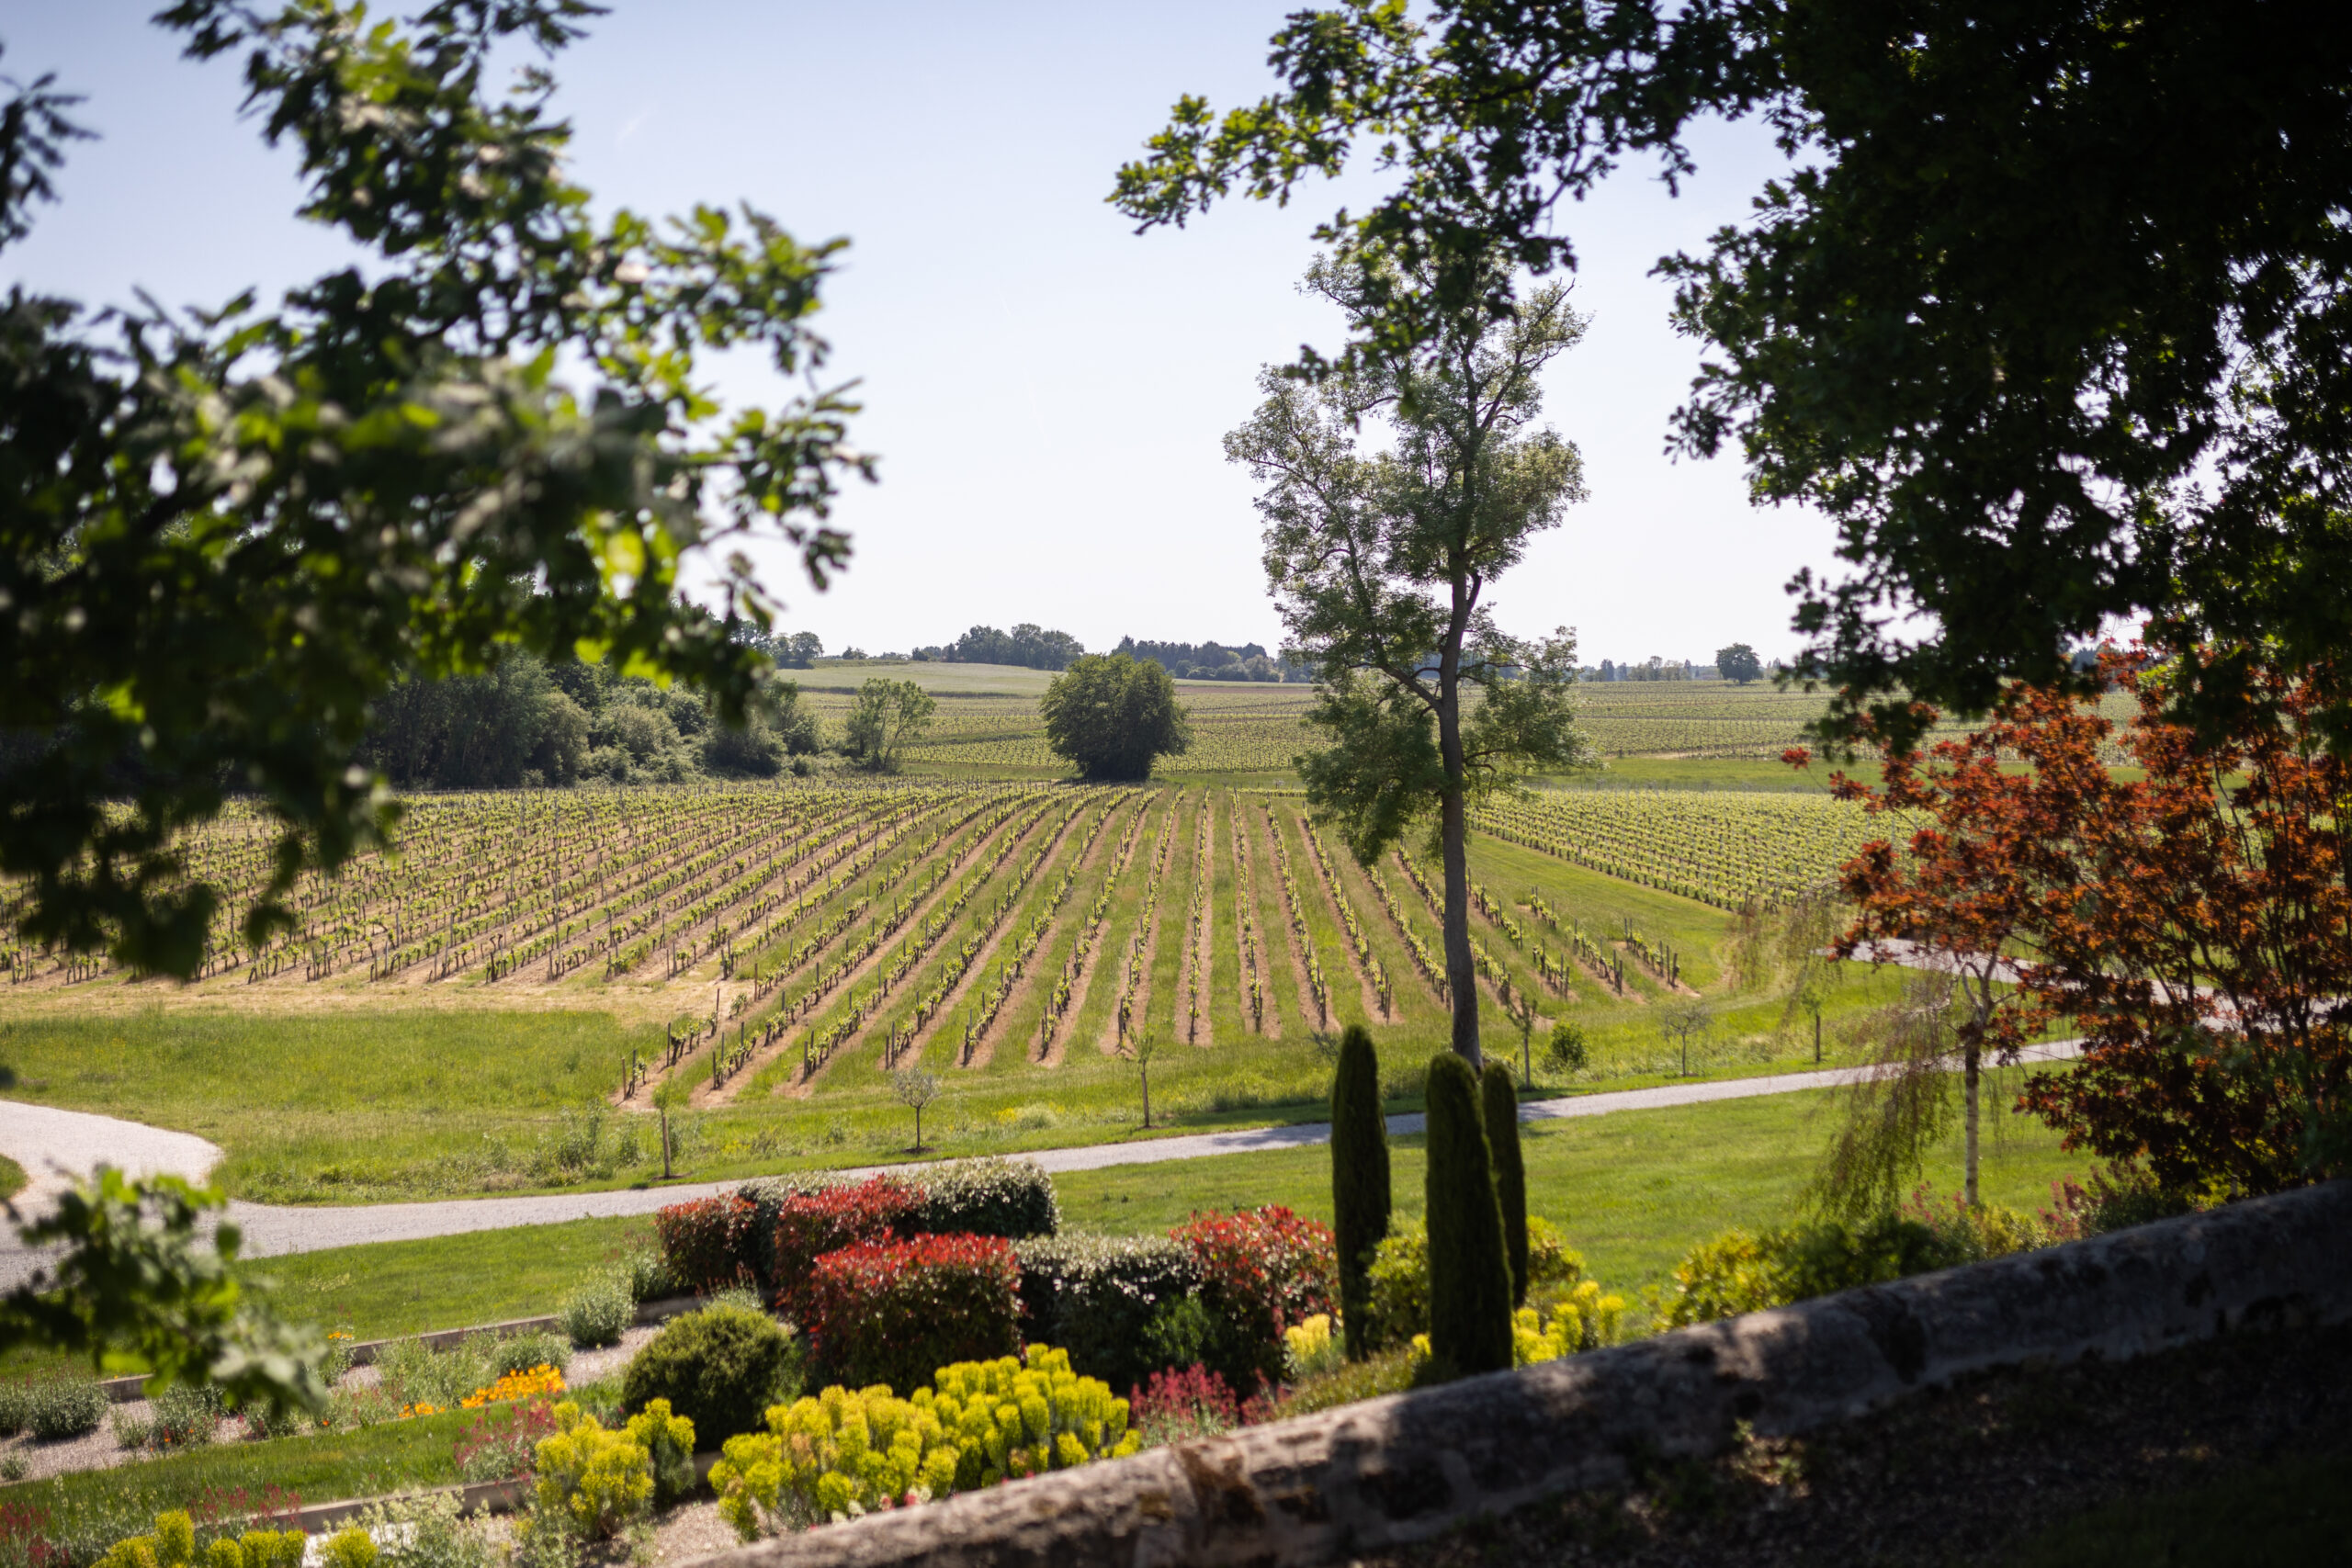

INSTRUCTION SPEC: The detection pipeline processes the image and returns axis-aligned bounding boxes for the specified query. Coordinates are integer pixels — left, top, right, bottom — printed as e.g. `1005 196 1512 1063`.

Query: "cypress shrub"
1482 1059 1530 1306
1329 1023 1391 1359
1423 1051 1513 1377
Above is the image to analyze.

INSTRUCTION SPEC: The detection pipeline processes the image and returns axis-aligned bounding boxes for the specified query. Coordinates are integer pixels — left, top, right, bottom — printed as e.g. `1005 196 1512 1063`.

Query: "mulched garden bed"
1372 1319 2352 1568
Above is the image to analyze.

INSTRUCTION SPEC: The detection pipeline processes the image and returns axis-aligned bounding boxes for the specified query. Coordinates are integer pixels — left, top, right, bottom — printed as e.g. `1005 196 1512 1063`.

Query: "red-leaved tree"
1825 649 2351 1199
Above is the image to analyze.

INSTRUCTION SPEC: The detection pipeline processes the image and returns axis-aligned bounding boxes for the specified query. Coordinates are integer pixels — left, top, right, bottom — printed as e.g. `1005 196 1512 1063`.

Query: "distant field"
798 675 2027 778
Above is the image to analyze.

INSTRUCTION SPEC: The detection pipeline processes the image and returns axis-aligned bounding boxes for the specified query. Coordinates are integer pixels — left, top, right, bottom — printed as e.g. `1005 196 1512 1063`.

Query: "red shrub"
453 1398 560 1481
799 1235 1021 1394
1128 1363 1240 1440
1170 1206 1338 1385
655 1194 757 1292
770 1177 923 1312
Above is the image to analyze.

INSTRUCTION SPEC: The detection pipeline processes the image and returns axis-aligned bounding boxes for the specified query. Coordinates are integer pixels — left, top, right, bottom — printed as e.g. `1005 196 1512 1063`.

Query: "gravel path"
0 1041 2079 1285
0 1097 222 1209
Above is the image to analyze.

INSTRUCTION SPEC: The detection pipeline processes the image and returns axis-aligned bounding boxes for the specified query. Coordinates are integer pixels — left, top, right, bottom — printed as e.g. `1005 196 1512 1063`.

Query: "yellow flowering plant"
1408 1281 1630 1371
1282 1314 1345 1382
526 1401 657 1541
710 1345 1142 1540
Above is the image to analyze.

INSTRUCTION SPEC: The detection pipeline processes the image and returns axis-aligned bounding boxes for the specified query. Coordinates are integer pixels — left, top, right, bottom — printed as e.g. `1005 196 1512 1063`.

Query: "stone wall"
697 1179 2352 1568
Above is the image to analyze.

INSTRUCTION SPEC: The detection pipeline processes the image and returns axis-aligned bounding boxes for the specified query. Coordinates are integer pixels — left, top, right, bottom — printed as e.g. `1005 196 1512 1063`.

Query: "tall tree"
1422 1051 1513 1375
1715 643 1762 685
842 678 936 773
1114 2 2352 754
1039 652 1193 780
1329 1022 1390 1360
1227 254 1598 1066
1 1 865 979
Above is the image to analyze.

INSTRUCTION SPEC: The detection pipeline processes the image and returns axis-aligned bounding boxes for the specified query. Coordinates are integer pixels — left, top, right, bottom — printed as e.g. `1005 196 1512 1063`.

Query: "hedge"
1014 1233 1203 1394
652 1194 759 1293
1169 1206 1338 1390
799 1235 1022 1393
768 1176 924 1312
733 1157 1058 1287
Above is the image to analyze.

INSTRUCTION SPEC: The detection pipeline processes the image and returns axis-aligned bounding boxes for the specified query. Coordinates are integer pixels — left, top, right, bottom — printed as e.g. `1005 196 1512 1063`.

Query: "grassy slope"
0 1010 656 1201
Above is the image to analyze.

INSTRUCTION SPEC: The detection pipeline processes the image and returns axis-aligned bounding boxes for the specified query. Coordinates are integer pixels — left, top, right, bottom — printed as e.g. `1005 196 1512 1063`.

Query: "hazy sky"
6 1 1842 666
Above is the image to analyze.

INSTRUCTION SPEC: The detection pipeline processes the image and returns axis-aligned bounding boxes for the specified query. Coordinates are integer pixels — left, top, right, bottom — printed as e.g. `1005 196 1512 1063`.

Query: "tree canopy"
842 678 936 773
1114 1 2352 752
1039 653 1193 780
1227 253 1597 1064
917 624 1085 671
1826 651 2352 1197
1 0 865 980
1715 643 1762 685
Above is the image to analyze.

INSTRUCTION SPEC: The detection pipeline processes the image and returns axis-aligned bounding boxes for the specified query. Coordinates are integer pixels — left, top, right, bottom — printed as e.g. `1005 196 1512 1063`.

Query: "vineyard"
1473 789 1881 908
0 777 1851 1110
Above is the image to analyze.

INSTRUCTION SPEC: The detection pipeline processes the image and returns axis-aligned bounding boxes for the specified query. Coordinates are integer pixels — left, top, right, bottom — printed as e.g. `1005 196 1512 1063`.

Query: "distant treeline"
360 650 820 790
911 625 1087 671
1114 637 1306 682
726 623 1312 682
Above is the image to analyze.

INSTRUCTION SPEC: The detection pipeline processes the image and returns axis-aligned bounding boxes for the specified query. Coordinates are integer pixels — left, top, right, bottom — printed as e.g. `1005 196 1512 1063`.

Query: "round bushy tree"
1482 1060 1530 1306
1423 1052 1513 1376
1329 1024 1391 1359
1039 653 1193 780
621 1304 797 1442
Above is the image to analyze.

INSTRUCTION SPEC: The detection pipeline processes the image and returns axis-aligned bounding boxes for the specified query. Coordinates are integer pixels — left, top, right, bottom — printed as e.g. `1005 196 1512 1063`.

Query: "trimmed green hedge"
1015 1233 1202 1395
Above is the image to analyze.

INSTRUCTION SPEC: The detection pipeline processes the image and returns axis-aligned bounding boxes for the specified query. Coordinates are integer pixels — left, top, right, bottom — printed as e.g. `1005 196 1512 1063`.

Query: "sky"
5 1 1843 668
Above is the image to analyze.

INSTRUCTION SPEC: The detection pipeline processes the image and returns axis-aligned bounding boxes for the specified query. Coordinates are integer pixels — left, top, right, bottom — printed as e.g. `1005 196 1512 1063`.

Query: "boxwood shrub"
620 1304 797 1443
1015 1233 1202 1395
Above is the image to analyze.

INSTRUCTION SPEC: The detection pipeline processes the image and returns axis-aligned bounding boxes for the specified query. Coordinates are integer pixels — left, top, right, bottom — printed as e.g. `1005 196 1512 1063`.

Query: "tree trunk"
1437 682 1480 1068
1963 1041 1981 1208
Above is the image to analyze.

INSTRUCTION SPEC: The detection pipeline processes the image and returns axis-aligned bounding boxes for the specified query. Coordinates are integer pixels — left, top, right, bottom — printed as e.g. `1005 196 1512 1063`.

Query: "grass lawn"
1053 1076 2082 1298
243 1219 655 1342
4 1408 474 1544
0 1065 2082 1389
0 931 1922 1207
0 1153 24 1201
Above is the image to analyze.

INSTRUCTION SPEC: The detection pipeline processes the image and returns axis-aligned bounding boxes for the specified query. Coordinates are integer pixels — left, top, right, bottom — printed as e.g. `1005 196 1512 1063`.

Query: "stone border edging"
96 1295 707 1403
693 1179 2352 1568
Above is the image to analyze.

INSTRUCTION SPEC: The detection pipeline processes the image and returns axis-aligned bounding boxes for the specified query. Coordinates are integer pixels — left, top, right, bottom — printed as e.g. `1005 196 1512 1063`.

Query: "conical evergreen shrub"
1423 1051 1513 1376
1329 1023 1390 1359
1482 1059 1530 1306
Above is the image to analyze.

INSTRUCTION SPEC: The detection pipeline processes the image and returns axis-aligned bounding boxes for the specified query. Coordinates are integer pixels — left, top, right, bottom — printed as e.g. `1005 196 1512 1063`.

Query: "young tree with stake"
1227 251 1599 1069
891 1068 942 1152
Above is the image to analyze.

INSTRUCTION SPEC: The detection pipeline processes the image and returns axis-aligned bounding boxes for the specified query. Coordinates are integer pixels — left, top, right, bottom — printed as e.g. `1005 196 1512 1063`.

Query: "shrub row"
1663 1191 2056 1326
659 1158 1059 1294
